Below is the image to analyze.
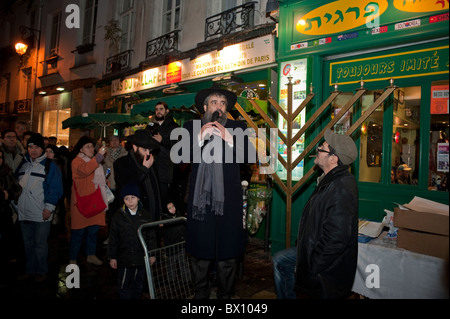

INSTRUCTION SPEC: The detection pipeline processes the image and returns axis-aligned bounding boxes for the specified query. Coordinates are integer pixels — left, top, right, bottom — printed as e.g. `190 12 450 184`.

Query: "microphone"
205 111 220 141
211 111 220 123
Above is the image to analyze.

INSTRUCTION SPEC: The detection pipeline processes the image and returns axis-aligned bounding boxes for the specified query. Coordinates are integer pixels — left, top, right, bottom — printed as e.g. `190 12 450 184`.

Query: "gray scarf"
192 118 227 221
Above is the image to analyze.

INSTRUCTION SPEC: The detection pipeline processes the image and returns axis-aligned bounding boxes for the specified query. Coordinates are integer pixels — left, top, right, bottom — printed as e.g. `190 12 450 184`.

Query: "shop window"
391 86 420 186
429 80 449 192
333 90 385 183
41 110 71 147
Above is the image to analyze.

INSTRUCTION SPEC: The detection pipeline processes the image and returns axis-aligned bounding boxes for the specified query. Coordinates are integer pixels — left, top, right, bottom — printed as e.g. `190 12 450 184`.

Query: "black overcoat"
182 119 254 260
295 165 359 299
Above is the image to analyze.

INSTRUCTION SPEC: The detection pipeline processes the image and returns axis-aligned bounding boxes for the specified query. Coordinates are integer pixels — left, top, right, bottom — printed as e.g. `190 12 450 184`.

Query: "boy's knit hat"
121 183 141 199
27 133 45 150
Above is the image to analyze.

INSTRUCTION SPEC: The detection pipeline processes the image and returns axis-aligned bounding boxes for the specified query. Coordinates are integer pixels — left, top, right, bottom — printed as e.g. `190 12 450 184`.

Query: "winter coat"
295 165 358 299
102 146 127 190
182 119 255 260
70 155 106 229
152 114 179 184
114 151 162 221
108 203 156 268
15 153 63 222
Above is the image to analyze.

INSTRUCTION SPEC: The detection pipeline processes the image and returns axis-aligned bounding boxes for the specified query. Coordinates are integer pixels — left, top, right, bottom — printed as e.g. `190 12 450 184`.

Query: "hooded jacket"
15 153 63 222
295 165 358 299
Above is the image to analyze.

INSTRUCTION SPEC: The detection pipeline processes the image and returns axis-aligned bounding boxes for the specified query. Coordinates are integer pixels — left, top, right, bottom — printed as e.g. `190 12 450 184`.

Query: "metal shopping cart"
137 217 194 299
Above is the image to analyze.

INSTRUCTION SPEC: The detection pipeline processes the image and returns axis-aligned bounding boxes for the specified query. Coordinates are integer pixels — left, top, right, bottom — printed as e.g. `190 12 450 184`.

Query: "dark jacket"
160 210 186 248
108 203 156 268
114 151 162 221
182 119 255 260
152 114 179 184
295 165 358 299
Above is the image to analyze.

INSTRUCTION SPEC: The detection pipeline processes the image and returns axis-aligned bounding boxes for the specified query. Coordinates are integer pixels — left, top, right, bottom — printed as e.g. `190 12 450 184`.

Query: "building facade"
270 0 449 253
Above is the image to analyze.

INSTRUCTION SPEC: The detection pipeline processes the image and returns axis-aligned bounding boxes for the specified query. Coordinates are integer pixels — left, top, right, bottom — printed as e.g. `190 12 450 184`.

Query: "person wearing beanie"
108 182 157 299
273 128 359 299
14 133 63 282
69 136 107 266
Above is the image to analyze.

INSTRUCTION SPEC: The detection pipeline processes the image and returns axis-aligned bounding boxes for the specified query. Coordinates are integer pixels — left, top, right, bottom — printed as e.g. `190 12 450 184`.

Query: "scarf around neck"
192 118 226 221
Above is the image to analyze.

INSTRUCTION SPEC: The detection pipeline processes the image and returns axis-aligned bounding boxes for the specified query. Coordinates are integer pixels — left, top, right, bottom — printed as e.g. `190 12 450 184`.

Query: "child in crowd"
108 183 156 299
161 201 187 284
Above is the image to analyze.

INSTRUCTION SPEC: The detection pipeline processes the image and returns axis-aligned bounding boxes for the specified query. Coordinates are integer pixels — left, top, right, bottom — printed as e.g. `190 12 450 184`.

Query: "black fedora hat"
127 129 160 150
195 87 237 114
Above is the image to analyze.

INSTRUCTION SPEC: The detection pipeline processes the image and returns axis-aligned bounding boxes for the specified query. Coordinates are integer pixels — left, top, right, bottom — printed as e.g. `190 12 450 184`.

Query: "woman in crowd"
69 136 107 265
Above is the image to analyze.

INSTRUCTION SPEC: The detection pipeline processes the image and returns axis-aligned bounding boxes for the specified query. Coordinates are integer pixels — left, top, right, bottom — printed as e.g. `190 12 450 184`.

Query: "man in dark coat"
273 128 359 299
114 129 162 222
181 87 255 299
146 101 179 206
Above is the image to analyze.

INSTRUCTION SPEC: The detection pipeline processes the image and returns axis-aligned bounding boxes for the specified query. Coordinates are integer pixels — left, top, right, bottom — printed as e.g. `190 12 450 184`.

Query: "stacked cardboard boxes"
394 197 449 259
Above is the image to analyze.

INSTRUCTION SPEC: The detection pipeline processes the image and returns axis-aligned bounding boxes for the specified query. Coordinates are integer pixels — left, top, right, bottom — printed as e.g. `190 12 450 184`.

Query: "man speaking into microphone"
181 87 254 299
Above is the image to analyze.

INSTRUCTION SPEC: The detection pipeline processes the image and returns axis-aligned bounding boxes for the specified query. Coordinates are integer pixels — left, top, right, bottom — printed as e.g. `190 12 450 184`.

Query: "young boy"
161 201 187 284
108 183 156 299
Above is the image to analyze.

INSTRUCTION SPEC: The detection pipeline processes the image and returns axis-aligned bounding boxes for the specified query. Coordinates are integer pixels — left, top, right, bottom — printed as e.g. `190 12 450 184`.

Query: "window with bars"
162 0 180 34
82 0 98 45
49 12 61 56
116 0 134 52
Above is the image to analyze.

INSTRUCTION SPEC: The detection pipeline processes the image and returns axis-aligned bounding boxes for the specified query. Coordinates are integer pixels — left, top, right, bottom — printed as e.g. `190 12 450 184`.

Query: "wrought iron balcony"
105 50 133 74
14 99 31 113
146 30 180 60
0 102 10 114
205 1 256 41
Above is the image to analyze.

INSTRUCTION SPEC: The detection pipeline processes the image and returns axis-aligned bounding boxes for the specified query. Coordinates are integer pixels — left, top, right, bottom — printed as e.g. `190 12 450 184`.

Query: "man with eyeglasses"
1 129 24 171
273 128 359 299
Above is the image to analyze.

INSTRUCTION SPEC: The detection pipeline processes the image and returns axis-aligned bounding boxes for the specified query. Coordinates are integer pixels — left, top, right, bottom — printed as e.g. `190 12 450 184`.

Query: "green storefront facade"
269 0 449 253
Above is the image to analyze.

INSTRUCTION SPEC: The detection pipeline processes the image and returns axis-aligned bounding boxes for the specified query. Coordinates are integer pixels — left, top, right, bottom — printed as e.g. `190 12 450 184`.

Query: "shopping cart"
138 217 194 299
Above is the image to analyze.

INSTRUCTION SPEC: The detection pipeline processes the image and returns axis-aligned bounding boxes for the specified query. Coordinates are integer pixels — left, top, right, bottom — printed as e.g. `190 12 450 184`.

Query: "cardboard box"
394 207 449 236
397 228 449 259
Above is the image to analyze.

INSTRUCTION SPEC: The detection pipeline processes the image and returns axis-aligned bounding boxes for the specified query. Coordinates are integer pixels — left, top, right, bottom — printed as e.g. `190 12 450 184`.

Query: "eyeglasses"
316 146 336 156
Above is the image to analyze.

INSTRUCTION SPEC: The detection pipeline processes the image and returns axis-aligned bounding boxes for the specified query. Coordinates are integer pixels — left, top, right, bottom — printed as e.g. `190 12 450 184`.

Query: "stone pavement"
0 225 277 300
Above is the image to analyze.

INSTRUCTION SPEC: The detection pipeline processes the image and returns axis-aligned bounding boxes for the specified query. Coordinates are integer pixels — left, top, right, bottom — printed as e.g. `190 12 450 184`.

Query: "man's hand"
211 121 233 145
152 133 162 143
143 153 154 168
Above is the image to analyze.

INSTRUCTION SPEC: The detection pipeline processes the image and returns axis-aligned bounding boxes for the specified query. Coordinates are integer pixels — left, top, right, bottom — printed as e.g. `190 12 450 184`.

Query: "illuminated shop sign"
329 45 449 85
111 35 275 96
111 66 166 96
291 0 449 44
180 34 275 82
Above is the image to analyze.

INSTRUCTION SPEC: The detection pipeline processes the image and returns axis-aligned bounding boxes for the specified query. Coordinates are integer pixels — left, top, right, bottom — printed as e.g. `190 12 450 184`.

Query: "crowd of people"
1 88 362 300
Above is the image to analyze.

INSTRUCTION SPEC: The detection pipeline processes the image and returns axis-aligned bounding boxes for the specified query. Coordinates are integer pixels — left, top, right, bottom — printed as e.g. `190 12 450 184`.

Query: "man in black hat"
181 87 255 299
273 128 359 299
113 129 162 222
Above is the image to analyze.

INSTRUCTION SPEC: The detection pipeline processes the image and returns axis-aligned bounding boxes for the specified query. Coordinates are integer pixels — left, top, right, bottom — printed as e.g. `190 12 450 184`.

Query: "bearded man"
181 87 255 299
146 101 179 207
114 129 162 221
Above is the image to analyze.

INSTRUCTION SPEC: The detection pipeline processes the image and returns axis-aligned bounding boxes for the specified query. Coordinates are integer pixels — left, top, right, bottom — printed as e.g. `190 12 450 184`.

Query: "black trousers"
190 256 237 299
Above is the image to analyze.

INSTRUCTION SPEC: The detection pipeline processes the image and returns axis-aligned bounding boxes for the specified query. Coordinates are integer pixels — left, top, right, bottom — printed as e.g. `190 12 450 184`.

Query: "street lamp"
15 26 41 131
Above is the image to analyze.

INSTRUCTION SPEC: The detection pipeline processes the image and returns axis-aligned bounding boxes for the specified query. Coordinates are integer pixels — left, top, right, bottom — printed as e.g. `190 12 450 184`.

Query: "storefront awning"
62 113 149 137
131 93 268 118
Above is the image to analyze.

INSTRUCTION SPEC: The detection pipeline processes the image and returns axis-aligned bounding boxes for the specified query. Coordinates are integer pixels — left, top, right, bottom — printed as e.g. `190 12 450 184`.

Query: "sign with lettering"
329 46 449 85
111 35 275 96
180 35 275 82
291 0 449 43
111 66 166 96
